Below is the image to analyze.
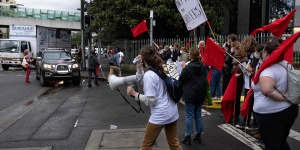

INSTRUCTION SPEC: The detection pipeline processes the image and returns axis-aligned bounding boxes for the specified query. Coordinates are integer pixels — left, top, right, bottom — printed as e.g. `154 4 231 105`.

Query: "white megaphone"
108 75 137 90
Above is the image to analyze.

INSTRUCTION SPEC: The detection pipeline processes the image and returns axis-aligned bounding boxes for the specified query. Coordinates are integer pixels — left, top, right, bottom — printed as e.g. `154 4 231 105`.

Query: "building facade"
224 0 295 34
0 0 16 7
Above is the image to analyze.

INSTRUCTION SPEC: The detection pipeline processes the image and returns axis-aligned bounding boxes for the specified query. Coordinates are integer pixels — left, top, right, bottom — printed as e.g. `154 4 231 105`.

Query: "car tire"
2 64 9 71
40 71 47 86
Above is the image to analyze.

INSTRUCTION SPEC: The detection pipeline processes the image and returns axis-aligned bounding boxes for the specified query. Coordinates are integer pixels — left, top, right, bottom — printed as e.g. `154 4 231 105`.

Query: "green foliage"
71 32 81 48
88 0 232 43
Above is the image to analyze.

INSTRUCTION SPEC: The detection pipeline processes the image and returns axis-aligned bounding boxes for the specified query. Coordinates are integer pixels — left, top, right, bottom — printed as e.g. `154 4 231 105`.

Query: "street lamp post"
150 10 153 47
80 0 86 70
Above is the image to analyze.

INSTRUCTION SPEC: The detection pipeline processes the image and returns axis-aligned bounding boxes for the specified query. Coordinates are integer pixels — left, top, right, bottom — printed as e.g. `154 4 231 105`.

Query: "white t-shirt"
118 51 124 63
252 61 291 114
143 70 179 125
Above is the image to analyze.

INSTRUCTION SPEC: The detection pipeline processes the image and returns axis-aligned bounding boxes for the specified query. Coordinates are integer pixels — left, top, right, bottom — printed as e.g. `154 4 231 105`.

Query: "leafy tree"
88 0 233 43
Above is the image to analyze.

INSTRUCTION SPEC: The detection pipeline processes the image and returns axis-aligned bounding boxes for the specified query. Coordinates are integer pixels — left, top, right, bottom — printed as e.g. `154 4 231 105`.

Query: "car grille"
57 65 68 71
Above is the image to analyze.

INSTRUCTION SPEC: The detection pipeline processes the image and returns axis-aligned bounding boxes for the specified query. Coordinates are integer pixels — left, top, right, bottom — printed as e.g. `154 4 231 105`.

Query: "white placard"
175 0 207 31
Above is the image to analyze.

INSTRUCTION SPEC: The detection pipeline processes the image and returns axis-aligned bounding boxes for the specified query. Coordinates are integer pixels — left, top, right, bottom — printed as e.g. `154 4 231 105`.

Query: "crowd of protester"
122 34 298 149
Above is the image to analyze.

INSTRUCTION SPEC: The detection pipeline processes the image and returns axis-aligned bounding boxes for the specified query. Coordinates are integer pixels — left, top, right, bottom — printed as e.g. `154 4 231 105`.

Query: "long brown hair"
140 46 164 71
189 48 201 62
241 36 258 54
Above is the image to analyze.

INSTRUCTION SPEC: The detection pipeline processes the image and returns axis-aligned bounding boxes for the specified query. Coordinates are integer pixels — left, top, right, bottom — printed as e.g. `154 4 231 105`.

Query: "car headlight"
72 64 79 69
43 64 53 70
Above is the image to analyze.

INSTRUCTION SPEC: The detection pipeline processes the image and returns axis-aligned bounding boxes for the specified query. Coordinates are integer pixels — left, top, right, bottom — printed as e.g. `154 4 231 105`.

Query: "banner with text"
175 0 207 30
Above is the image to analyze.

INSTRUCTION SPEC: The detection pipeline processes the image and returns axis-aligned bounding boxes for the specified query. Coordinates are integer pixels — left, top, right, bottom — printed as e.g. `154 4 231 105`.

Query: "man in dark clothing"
88 50 99 87
159 46 172 63
222 34 237 94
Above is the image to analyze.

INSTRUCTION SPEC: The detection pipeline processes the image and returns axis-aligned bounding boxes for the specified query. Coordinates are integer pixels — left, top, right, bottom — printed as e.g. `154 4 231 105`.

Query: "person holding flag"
252 35 299 150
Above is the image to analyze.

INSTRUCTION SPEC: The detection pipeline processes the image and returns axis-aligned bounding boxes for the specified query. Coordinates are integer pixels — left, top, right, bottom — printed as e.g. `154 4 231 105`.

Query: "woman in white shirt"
253 40 298 150
127 46 182 150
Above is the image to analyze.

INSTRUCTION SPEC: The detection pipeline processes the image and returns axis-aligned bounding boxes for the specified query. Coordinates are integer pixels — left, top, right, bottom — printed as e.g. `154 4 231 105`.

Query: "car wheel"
36 69 40 80
40 71 47 86
2 64 9 71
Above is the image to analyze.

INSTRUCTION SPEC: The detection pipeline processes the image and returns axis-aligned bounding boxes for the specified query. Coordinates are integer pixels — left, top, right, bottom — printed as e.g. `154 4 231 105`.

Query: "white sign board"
9 25 36 38
175 0 207 30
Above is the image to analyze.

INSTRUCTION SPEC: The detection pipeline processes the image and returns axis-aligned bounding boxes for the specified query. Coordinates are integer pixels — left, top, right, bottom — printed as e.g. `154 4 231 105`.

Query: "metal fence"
109 33 300 66
0 6 80 22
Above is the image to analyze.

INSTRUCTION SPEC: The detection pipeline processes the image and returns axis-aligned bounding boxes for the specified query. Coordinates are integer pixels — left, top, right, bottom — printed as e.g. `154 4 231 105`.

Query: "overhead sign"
9 25 36 38
175 0 207 31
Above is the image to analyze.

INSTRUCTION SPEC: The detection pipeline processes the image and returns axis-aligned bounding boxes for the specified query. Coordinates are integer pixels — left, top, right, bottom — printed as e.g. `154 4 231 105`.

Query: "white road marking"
218 124 263 150
289 129 300 142
202 109 211 116
74 119 79 128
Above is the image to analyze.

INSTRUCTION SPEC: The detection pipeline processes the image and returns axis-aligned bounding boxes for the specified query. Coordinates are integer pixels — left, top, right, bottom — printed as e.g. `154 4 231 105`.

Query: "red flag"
203 37 225 70
221 69 238 123
185 39 192 49
253 31 300 84
251 10 296 37
131 20 148 38
206 68 212 83
241 88 254 117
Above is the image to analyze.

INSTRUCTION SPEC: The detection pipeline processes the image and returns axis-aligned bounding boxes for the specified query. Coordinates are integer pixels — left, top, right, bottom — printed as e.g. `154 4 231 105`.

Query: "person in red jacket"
24 50 32 84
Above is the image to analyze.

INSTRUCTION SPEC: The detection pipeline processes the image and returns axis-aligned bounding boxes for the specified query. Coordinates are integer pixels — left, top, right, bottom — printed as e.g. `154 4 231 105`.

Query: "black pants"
244 88 257 127
88 69 98 86
234 75 244 124
222 71 232 95
255 105 298 150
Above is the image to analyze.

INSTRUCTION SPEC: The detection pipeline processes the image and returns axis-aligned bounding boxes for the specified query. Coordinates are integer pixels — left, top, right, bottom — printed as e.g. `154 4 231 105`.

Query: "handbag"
279 63 300 104
22 57 28 68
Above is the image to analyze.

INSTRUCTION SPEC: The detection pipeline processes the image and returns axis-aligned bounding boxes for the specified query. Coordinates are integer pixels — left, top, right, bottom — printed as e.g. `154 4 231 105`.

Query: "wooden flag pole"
206 20 216 41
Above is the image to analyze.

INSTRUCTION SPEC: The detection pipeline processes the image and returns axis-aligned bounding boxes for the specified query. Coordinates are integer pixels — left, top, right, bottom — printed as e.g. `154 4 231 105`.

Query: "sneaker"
235 124 244 129
193 133 202 144
181 136 191 145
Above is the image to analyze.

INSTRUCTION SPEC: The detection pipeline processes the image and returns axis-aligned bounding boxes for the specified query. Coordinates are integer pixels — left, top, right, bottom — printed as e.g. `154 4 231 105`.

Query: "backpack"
149 68 183 103
279 63 300 104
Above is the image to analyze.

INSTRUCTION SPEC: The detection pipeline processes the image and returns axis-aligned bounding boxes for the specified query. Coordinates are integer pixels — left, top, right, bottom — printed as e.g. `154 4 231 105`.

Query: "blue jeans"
210 68 222 98
185 103 203 136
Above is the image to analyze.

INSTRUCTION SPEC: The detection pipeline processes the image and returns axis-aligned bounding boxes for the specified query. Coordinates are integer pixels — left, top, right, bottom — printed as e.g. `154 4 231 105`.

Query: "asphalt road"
0 66 299 150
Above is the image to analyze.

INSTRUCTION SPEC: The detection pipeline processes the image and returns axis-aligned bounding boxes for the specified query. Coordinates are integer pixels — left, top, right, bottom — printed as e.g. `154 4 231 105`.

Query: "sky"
15 0 85 11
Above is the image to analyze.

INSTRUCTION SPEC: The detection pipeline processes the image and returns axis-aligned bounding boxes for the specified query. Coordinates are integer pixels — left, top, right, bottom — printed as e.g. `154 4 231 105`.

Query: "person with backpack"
179 48 207 145
126 46 182 150
253 40 298 150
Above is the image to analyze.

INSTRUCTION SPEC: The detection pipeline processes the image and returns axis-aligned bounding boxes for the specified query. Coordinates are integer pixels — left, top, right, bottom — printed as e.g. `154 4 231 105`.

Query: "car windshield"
44 51 72 60
0 40 19 53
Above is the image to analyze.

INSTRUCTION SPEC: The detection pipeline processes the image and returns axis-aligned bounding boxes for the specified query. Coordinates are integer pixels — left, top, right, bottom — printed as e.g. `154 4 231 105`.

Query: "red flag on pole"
241 88 254 117
185 39 192 49
131 20 148 38
221 69 238 123
203 37 225 70
251 10 296 38
253 31 300 85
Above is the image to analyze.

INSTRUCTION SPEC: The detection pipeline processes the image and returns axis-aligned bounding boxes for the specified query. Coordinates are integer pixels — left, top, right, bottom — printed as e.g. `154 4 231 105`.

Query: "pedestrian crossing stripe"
218 124 263 150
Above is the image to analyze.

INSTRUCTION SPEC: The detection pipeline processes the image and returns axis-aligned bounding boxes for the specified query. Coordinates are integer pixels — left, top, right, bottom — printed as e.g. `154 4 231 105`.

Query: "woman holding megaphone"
126 46 182 150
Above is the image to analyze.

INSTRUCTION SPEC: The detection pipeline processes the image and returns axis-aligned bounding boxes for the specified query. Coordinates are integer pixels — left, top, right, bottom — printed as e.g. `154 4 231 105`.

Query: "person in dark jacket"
179 48 208 145
172 43 181 62
222 34 237 94
88 49 99 87
159 46 172 63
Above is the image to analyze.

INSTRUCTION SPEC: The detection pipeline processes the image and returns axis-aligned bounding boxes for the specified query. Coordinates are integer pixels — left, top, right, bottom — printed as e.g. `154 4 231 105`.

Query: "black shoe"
193 133 202 144
88 84 92 88
181 136 191 145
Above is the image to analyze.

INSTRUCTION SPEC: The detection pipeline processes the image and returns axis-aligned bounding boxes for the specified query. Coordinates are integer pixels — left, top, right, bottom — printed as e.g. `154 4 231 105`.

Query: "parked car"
35 49 81 86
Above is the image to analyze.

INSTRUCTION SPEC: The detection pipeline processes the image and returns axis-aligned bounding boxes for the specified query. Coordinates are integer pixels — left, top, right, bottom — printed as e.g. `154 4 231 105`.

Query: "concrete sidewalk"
85 128 168 150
